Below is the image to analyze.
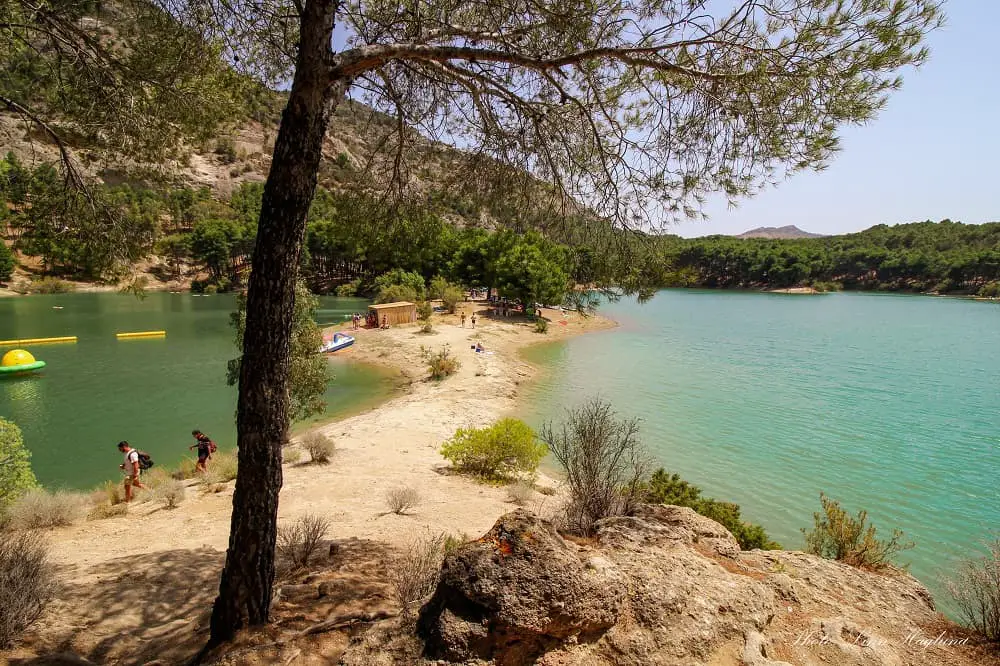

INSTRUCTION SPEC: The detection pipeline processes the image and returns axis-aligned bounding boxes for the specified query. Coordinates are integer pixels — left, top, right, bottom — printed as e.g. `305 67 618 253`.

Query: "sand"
6 301 615 661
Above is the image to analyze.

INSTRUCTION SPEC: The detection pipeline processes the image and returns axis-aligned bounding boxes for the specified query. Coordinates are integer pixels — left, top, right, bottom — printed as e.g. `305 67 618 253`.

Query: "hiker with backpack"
190 429 216 473
117 440 150 502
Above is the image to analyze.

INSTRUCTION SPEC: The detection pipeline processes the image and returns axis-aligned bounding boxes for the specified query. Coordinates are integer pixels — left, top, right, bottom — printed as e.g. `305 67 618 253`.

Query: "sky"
674 2 1000 238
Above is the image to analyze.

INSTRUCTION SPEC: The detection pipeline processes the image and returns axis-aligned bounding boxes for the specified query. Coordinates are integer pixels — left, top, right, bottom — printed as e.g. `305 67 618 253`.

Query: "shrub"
384 487 420 515
0 241 14 282
0 531 55 648
643 469 780 550
201 450 238 486
417 300 434 333
440 418 545 481
810 280 842 293
173 457 199 480
375 269 425 303
389 534 445 618
214 137 238 163
29 277 74 294
7 489 86 530
302 431 335 464
428 346 460 380
801 492 913 571
283 447 303 465
87 502 128 521
441 286 464 314
979 282 1000 298
540 398 650 535
534 318 549 334
204 283 219 295
946 538 1000 642
277 514 330 570
376 283 419 305
506 480 535 506
335 278 361 297
100 479 125 506
155 479 186 509
0 418 37 511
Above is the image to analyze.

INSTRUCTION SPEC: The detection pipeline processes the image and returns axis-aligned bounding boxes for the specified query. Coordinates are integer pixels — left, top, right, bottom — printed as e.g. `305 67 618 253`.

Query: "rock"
417 509 625 663
279 583 318 601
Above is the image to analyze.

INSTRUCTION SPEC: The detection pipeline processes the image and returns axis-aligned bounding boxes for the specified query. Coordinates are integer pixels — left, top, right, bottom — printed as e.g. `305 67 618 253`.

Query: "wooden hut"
369 301 417 326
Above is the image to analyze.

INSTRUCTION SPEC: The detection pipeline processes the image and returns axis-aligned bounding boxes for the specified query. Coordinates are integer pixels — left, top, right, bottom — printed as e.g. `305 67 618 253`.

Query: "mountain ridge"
737 225 825 239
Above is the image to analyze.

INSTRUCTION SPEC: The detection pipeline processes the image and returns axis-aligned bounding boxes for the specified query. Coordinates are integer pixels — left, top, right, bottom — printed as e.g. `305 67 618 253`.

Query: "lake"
0 292 396 489
521 290 1000 601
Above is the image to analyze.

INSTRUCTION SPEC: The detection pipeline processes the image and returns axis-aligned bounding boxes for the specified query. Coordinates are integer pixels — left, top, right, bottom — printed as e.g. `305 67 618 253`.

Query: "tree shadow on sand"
12 546 224 665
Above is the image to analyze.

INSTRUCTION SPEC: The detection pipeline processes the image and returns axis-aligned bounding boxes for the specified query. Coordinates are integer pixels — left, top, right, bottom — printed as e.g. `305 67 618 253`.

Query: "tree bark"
208 0 347 646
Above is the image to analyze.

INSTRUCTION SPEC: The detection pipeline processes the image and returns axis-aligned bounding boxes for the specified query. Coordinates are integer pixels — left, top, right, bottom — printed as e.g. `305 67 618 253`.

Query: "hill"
736 225 825 239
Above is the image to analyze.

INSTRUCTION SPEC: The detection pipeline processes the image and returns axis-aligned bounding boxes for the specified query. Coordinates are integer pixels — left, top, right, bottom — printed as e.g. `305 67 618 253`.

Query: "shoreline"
11 302 616 659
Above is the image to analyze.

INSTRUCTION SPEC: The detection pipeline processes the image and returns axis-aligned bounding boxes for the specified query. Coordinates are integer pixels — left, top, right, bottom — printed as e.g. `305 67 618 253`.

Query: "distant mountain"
736 225 825 239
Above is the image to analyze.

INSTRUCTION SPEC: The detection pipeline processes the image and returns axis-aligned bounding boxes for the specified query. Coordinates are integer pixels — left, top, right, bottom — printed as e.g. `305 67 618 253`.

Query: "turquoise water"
522 291 1000 599
0 293 395 489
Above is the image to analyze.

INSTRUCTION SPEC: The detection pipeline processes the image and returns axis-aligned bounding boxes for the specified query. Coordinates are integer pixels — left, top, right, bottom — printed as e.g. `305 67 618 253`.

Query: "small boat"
0 349 46 376
319 332 355 353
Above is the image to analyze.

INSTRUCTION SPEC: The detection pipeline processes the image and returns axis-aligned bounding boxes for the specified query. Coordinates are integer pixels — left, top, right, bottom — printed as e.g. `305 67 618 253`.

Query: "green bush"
801 492 913 570
375 269 425 303
29 277 74 294
417 300 434 332
441 286 464 313
0 242 14 282
534 318 549 334
0 419 37 511
214 137 238 164
427 346 459 380
643 468 780 550
979 282 1000 298
440 418 546 481
810 280 842 293
336 278 361 297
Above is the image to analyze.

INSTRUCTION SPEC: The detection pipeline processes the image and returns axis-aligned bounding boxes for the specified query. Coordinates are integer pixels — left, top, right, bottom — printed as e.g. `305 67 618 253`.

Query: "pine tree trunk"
208 0 345 646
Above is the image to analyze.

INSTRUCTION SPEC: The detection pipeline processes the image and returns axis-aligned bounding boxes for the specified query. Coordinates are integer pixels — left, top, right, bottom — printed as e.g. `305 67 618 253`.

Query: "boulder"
417 509 625 664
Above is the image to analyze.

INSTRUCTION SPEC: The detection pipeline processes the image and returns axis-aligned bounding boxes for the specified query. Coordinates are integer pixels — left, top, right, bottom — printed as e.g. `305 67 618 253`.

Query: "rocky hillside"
737 226 825 239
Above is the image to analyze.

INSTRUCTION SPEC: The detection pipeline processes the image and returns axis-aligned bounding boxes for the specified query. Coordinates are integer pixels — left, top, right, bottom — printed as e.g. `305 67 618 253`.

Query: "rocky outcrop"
417 509 625 664
343 506 989 666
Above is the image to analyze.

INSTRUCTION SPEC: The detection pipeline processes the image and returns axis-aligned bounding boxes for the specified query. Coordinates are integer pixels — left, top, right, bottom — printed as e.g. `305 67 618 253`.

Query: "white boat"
319 332 355 353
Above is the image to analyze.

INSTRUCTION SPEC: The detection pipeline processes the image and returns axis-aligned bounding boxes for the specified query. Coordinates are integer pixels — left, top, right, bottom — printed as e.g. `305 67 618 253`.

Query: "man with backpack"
190 429 216 473
117 440 149 502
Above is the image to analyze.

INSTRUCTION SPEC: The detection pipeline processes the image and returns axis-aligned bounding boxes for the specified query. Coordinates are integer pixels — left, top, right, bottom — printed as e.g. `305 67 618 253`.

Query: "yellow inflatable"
0 349 46 375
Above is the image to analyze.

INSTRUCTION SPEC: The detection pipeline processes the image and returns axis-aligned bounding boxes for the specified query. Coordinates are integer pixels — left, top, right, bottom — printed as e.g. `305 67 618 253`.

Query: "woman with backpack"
190 429 216 473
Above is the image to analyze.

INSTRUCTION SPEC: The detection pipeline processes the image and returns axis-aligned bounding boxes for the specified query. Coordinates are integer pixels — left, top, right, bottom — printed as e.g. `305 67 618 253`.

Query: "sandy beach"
6 301 615 661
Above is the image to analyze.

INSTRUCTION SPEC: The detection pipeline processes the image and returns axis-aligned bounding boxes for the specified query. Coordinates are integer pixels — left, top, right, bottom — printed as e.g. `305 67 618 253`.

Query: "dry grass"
384 487 420 515
505 480 535 506
277 514 330 571
947 538 1000 642
428 346 460 380
87 502 128 521
283 447 303 465
302 432 335 464
389 534 445 619
155 479 187 509
6 490 87 530
200 450 238 487
0 531 55 648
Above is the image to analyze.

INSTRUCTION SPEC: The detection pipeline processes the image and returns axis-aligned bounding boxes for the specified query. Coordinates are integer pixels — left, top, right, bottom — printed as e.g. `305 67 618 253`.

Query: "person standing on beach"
471 313 477 328
461 313 466 328
117 441 146 502
189 429 214 473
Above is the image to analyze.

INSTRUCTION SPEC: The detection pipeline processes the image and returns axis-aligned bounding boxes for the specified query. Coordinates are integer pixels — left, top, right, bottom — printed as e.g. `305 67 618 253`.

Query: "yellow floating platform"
0 336 77 346
116 331 166 339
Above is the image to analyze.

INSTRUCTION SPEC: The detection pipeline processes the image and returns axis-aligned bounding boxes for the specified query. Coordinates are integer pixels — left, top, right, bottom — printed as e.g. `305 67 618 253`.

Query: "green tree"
374 269 425 303
802 492 913 570
198 0 943 642
0 418 38 510
0 241 14 282
494 234 571 308
228 282 329 425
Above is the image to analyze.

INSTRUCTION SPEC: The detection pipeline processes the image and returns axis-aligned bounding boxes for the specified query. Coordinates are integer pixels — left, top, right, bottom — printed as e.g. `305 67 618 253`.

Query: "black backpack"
135 451 154 471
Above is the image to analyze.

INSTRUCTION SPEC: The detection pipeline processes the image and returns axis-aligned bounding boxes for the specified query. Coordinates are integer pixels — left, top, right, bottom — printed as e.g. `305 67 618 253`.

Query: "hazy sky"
673 1 997 238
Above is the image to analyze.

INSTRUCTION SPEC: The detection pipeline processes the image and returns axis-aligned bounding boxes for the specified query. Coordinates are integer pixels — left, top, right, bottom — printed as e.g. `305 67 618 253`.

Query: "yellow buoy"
0 336 76 345
116 331 166 339
2 349 36 367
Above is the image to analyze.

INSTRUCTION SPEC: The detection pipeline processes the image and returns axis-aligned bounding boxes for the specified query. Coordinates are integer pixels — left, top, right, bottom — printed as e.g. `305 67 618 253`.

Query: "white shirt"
123 449 139 475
